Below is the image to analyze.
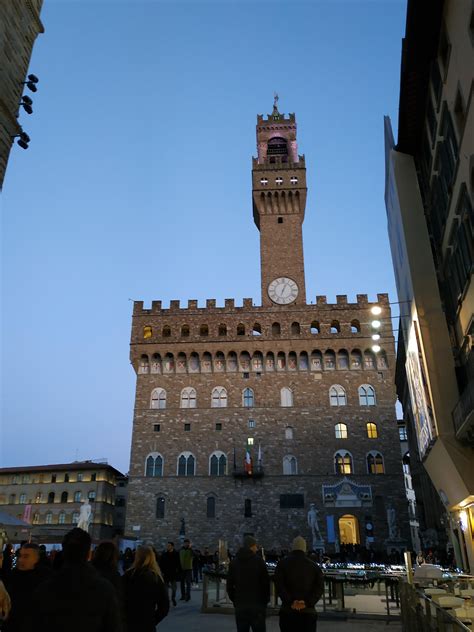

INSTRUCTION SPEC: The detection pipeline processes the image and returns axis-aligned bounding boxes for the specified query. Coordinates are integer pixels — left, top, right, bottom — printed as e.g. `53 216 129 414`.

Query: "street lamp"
371 306 382 315
371 320 381 329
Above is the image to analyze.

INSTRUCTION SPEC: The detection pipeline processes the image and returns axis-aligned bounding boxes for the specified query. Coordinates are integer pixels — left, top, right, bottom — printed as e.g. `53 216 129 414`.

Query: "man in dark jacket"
25 528 122 632
274 536 324 632
226 536 270 632
160 541 181 606
3 543 52 632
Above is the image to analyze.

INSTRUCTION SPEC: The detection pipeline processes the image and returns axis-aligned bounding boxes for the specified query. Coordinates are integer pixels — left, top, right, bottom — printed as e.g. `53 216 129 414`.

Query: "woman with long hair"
91 541 122 598
123 545 169 632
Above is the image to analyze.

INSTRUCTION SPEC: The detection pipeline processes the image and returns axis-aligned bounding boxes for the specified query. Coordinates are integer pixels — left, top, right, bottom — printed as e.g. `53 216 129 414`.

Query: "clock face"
268 277 299 305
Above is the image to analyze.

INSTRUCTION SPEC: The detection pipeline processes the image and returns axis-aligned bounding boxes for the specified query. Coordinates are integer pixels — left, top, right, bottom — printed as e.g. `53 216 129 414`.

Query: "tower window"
260 178 268 186
290 177 298 184
275 177 283 185
215 422 222 431
278 217 283 224
184 423 191 432
267 137 288 157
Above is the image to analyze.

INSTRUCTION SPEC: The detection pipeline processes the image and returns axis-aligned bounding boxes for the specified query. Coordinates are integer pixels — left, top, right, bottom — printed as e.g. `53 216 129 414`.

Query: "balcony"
453 379 474 446
232 466 264 481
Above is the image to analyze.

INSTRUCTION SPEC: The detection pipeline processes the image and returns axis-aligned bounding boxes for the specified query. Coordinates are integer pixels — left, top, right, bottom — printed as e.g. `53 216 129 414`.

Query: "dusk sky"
1 1 407 474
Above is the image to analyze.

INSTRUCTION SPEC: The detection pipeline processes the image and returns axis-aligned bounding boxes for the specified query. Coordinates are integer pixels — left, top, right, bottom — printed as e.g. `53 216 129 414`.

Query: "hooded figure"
226 536 270 632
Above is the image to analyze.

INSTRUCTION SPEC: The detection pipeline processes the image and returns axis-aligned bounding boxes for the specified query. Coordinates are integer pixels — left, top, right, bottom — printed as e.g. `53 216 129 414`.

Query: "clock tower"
252 98 307 306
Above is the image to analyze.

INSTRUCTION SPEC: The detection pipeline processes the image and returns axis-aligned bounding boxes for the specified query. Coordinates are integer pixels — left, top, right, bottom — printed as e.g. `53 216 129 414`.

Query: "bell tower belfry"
252 98 307 307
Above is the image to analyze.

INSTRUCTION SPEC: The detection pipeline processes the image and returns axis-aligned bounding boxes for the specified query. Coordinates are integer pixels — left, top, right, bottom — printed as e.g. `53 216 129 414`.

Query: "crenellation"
151 300 162 312
357 294 368 304
243 298 253 308
316 296 327 305
225 298 235 309
169 300 180 310
188 300 198 310
206 299 216 308
376 293 390 305
336 295 348 305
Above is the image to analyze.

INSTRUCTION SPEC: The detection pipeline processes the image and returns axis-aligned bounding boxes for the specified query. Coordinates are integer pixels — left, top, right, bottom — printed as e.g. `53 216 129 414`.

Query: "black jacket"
159 550 181 582
25 562 122 632
122 569 169 632
226 548 270 609
274 551 324 614
3 566 52 632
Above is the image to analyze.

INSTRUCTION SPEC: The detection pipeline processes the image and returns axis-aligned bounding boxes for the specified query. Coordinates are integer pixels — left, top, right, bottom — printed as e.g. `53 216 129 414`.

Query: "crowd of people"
0 529 327 632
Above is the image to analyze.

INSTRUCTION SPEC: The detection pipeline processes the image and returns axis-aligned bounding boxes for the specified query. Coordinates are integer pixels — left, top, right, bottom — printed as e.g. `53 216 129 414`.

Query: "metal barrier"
399 582 471 632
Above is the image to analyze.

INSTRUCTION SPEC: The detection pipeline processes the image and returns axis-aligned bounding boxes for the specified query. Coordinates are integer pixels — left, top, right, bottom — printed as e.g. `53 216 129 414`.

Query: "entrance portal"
338 514 360 545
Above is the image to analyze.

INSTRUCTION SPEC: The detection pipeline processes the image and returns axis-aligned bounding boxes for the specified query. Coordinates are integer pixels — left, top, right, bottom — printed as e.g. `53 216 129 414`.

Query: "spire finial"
273 92 279 112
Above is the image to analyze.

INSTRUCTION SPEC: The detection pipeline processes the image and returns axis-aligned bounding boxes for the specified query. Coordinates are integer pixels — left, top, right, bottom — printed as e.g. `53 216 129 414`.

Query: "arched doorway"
339 515 360 545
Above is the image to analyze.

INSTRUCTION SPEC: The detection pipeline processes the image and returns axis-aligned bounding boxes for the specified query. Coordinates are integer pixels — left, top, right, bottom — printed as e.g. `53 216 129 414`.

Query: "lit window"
247 438 254 446
367 452 384 474
143 326 152 339
335 423 348 439
367 423 378 438
334 451 353 475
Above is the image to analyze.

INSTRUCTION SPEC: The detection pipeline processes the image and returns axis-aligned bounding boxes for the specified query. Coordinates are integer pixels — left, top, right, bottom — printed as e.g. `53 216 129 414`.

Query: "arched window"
299 352 309 370
310 350 322 370
350 320 361 333
177 452 195 476
366 422 378 438
218 323 227 336
334 451 353 475
377 350 388 369
72 512 79 524
151 388 166 409
285 426 294 439
61 491 68 503
201 352 212 372
359 385 376 406
227 351 238 371
337 349 349 370
252 323 262 336
45 512 53 524
206 496 216 518
272 322 281 335
181 325 190 337
324 350 336 369
145 453 163 477
291 322 300 335
74 491 82 502
156 497 165 519
211 387 228 408
180 387 197 408
139 354 149 374
244 498 252 517
200 324 209 337
209 452 227 476
277 351 286 370
335 423 348 439
310 321 320 334
163 353 174 373
143 326 152 339
283 455 297 475
162 326 171 337
329 385 347 406
252 352 263 372
267 136 288 157
48 492 55 504
367 452 385 474
151 353 161 374
288 351 297 370
176 353 187 373
237 323 245 336
364 350 376 369
280 387 294 407
243 388 254 408
330 320 340 334
189 352 200 373
351 349 362 369
58 512 66 524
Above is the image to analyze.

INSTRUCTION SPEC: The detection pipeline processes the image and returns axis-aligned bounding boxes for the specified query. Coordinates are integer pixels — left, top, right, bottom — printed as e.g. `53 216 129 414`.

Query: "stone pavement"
157 589 402 632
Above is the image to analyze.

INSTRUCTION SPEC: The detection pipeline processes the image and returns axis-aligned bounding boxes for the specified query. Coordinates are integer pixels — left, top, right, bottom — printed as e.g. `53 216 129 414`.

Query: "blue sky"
1 0 407 473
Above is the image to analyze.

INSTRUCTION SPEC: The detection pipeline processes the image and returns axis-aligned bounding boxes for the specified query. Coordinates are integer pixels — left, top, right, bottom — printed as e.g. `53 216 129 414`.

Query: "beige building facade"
0 461 125 543
126 103 410 555
385 0 474 571
0 0 44 189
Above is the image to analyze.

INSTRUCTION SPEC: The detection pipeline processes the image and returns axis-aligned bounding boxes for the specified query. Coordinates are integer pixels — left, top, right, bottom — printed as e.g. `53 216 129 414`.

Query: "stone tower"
252 98 307 306
125 102 410 555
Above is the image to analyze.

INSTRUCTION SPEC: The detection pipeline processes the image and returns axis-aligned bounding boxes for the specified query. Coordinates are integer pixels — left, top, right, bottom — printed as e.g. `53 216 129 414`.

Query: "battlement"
132 293 390 316
257 112 296 125
252 155 306 169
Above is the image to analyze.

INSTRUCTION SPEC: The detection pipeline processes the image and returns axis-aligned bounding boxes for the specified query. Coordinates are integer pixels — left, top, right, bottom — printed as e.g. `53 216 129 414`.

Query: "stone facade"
126 105 410 553
0 0 44 188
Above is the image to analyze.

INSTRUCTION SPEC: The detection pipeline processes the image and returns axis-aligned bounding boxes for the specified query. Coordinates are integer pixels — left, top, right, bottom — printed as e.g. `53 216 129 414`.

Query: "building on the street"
0 461 125 542
125 101 411 556
384 0 473 571
0 0 44 189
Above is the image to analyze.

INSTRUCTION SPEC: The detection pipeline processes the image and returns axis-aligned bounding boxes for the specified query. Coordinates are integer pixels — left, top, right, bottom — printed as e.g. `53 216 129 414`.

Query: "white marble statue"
77 500 92 532
307 503 323 547
386 504 398 539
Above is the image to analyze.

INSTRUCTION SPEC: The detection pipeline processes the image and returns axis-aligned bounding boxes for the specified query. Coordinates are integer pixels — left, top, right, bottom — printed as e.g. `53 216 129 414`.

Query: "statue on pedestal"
77 500 92 533
307 503 324 550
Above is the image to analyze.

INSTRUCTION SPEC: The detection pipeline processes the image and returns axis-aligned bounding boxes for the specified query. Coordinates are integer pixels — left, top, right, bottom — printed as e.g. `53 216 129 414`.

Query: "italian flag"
244 447 253 475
